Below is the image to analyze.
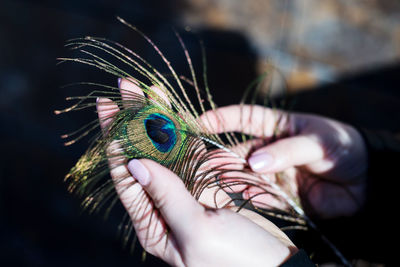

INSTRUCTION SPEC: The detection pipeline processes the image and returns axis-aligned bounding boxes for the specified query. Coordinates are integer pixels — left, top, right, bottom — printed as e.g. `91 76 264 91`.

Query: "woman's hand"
96 79 296 267
124 158 293 267
201 105 368 219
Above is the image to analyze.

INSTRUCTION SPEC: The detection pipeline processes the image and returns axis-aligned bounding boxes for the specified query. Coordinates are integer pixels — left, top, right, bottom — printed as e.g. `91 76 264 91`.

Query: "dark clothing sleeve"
317 129 400 264
359 129 400 216
279 249 315 267
355 129 400 263
284 130 400 265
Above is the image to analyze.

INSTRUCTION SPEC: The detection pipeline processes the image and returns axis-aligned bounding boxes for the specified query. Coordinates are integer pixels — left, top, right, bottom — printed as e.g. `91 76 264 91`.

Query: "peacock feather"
56 17 350 266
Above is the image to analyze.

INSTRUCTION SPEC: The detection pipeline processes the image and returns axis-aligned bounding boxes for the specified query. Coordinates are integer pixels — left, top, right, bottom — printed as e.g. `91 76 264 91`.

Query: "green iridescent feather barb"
56 17 351 266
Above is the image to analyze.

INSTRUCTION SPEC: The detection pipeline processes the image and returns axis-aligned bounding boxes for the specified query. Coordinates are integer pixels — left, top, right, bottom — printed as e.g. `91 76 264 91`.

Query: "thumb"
248 135 325 173
127 159 204 236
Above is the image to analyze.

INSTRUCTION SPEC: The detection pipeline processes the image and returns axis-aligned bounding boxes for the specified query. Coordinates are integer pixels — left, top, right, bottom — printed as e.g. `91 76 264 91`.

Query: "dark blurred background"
1 0 399 266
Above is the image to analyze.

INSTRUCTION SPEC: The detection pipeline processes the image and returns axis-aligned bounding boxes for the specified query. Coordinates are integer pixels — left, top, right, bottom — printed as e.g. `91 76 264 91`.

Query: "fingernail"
117 78 122 87
96 97 100 103
127 159 150 186
248 152 274 172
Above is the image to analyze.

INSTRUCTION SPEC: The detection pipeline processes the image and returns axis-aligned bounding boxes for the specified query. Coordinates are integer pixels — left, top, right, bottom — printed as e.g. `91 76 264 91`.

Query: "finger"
97 96 164 247
107 141 143 213
96 97 120 132
196 184 233 209
218 170 277 194
100 91 179 260
243 187 289 211
127 159 204 238
196 138 269 194
106 141 170 252
189 150 244 207
248 135 324 173
199 105 292 138
195 147 249 194
118 78 145 109
147 85 171 108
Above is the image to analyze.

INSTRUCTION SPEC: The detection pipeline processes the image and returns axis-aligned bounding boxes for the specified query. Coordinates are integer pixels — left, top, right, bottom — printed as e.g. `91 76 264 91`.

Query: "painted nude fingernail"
127 159 150 186
248 152 274 172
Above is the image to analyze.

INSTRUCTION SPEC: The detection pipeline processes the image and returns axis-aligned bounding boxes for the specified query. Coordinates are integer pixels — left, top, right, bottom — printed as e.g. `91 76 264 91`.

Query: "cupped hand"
96 79 296 267
201 105 368 219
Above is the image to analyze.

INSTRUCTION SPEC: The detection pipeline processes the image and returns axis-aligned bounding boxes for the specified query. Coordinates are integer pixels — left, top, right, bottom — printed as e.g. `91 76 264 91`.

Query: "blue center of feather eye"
144 113 177 153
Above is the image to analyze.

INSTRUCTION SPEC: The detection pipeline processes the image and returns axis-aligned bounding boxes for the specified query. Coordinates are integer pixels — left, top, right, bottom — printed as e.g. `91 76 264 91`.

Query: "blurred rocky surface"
183 0 400 91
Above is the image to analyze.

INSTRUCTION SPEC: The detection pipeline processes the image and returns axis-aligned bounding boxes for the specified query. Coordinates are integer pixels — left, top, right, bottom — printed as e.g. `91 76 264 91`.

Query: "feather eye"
119 103 190 162
57 18 351 266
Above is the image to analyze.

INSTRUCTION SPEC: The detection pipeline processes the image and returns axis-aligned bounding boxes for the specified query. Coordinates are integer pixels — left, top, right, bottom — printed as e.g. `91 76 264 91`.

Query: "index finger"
199 105 293 138
97 97 166 246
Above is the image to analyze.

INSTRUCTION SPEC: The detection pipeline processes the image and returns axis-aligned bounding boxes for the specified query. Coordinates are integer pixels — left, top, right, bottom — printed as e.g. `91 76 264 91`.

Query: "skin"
96 79 295 267
200 105 368 219
98 78 368 266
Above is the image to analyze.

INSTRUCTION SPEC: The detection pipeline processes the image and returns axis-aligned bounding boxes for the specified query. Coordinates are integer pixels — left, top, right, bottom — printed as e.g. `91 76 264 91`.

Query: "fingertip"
118 78 145 110
96 97 119 131
248 151 275 173
96 97 119 115
96 96 108 104
119 78 144 96
131 159 203 231
127 159 150 186
148 85 171 107
138 159 182 189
